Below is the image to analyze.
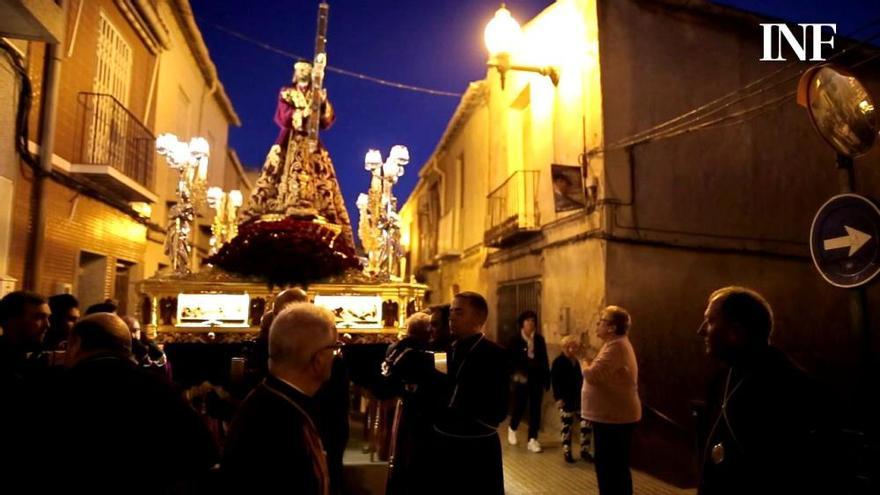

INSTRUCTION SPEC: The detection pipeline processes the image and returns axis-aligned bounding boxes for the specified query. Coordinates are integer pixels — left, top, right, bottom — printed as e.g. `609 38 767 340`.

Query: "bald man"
249 287 311 382
58 314 217 490
274 287 309 313
223 303 339 494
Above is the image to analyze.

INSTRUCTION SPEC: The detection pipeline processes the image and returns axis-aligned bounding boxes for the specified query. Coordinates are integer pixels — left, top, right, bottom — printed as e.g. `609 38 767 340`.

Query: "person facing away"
122 315 169 376
551 335 593 463
427 291 509 495
222 303 340 495
85 299 117 315
697 286 830 495
380 311 434 495
57 313 218 491
580 305 641 495
507 309 550 453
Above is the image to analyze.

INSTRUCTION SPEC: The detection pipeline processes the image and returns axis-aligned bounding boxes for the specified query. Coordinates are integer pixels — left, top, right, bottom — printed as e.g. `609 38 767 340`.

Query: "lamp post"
206 187 243 255
156 133 210 275
484 4 559 89
357 145 409 280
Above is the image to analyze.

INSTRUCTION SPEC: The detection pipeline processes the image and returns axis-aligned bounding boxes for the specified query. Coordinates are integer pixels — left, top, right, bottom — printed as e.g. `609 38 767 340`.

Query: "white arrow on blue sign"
810 194 880 288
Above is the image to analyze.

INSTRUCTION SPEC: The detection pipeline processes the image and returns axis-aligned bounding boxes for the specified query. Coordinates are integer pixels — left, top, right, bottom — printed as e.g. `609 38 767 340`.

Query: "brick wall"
8 174 147 299
27 0 158 163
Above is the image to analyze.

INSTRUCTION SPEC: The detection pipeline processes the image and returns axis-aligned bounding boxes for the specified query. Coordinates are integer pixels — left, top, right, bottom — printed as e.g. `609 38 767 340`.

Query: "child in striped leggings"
551 335 593 462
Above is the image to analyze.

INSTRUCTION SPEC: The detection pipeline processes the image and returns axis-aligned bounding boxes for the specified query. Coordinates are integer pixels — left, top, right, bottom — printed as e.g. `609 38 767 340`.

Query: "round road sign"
810 193 880 288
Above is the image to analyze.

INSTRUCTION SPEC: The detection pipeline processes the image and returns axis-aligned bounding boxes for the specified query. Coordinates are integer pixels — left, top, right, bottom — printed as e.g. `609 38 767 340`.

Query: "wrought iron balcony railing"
484 170 540 247
73 92 156 202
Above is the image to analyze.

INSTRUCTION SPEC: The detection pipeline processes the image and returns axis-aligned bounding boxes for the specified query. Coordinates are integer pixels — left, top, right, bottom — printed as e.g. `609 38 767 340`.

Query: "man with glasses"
223 303 340 494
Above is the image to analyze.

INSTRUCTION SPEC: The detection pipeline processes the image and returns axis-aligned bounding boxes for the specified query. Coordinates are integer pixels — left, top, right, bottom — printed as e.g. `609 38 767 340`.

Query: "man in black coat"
429 291 509 495
696 287 831 495
223 303 339 494
0 291 55 489
507 309 550 452
58 313 218 492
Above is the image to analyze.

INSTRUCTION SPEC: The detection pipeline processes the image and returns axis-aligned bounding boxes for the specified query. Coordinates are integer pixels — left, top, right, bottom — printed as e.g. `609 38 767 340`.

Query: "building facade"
0 0 248 317
401 0 880 483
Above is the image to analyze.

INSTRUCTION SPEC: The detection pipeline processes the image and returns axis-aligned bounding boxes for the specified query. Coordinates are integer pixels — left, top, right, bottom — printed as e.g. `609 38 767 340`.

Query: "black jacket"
429 333 509 495
58 354 218 491
509 332 550 388
698 346 831 495
313 356 350 495
223 375 329 494
551 354 582 411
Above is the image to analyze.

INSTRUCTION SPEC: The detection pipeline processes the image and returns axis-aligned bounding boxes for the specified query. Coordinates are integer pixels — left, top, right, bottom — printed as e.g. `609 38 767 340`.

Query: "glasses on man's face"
315 340 344 358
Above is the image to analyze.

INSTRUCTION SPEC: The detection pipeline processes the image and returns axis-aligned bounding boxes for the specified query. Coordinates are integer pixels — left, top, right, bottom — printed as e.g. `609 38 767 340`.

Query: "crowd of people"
0 284 834 494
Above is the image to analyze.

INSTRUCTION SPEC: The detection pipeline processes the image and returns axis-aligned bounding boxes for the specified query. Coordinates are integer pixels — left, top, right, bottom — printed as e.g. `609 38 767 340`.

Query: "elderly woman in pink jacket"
580 305 641 495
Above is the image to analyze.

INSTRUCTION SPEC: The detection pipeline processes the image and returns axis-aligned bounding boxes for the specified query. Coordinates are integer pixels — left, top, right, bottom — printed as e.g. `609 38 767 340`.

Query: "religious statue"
208 2 359 285
239 59 354 251
164 189 194 274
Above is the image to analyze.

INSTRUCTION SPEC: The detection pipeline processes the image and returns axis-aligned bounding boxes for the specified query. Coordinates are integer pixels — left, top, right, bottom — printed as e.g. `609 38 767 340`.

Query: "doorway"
77 251 108 310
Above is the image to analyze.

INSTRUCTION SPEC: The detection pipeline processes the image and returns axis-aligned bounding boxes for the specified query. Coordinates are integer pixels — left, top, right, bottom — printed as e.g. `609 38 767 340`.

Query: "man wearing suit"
430 291 510 495
223 303 339 494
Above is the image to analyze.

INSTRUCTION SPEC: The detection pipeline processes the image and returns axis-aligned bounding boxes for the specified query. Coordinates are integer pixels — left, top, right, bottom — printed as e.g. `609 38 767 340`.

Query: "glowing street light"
484 4 558 89
156 132 210 274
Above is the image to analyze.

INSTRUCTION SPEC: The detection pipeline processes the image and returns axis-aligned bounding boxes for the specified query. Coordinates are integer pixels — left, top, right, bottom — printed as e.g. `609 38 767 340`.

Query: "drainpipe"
25 0 68 292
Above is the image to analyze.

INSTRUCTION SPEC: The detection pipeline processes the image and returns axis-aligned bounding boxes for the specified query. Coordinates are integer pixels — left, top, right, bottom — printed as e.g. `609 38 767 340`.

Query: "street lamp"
156 132 210 275
206 187 244 255
484 4 559 89
357 145 409 280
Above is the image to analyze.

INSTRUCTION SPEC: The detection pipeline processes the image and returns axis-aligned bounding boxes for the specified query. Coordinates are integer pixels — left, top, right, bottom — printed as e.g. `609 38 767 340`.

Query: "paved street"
502 425 694 495
344 419 696 495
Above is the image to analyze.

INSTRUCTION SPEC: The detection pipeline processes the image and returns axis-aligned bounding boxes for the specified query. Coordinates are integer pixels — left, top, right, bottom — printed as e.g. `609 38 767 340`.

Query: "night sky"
190 0 877 234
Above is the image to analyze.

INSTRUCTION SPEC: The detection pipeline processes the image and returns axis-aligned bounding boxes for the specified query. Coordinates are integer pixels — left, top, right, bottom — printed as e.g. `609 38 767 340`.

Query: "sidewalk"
503 426 696 495
341 419 697 494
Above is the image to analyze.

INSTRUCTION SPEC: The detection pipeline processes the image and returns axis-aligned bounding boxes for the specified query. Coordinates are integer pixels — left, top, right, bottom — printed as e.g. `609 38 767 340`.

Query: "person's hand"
321 88 328 103
555 399 564 409
583 345 598 361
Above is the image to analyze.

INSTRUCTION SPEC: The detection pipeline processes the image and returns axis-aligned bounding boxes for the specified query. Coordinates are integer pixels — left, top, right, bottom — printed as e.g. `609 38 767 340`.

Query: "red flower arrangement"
207 217 359 286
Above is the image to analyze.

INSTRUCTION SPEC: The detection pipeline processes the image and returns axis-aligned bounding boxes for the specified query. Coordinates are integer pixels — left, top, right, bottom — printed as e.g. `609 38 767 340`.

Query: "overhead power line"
204 21 463 98
598 20 880 153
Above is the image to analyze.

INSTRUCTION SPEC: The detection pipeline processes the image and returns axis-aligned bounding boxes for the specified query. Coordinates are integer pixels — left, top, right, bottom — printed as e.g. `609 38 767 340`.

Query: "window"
87 14 133 165
78 251 108 310
507 86 531 175
114 260 135 316
418 181 441 263
94 13 132 105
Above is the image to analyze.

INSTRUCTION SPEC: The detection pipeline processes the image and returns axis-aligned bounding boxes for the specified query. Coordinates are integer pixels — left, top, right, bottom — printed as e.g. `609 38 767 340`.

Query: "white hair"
405 312 431 339
269 303 336 371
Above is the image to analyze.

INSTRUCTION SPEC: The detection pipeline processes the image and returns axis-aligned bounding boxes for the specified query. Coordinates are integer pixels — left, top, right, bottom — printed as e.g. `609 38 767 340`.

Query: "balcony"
72 92 158 203
484 170 540 248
